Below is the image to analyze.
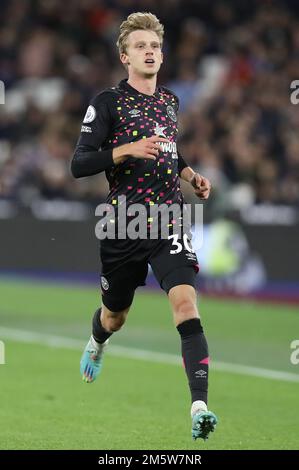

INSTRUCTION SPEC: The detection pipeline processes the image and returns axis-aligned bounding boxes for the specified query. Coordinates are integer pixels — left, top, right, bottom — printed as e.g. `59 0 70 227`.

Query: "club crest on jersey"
83 105 96 123
101 276 109 291
167 105 177 122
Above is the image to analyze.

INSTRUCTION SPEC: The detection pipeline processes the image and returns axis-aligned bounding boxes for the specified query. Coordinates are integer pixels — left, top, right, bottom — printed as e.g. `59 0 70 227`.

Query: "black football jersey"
74 79 188 212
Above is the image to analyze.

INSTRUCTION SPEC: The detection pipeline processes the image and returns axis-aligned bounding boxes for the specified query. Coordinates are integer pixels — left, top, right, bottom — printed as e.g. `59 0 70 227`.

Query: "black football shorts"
99 234 199 311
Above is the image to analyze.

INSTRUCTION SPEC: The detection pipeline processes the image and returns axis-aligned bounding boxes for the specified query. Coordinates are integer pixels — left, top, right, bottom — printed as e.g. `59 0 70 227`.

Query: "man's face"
120 29 163 77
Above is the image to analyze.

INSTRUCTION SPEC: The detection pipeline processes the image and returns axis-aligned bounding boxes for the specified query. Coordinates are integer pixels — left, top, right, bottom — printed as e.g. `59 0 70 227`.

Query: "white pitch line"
0 326 299 383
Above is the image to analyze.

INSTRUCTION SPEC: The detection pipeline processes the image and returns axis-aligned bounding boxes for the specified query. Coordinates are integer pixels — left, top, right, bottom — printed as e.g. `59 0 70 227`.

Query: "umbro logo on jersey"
129 109 141 117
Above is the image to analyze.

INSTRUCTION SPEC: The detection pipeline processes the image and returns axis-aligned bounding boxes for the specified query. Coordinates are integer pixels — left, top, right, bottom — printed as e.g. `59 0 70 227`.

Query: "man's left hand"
190 173 211 200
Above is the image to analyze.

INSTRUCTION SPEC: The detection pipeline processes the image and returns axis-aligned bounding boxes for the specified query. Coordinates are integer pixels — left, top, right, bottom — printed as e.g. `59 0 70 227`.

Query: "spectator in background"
0 0 299 210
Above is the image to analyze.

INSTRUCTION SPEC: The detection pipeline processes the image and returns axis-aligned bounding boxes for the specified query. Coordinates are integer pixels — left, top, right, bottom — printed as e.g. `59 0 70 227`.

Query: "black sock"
92 308 113 344
177 318 209 405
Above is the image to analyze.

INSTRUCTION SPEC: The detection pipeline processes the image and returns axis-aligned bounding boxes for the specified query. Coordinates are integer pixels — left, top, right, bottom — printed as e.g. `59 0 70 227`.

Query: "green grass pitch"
0 278 298 450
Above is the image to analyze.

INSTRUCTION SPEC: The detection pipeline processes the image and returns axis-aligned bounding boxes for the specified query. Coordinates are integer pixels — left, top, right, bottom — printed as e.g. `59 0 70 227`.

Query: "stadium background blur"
1 0 299 297
1 0 299 206
0 0 299 451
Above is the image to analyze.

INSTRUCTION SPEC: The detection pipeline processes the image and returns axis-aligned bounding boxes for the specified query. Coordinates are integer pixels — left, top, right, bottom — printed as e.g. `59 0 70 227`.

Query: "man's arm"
72 115 169 178
71 96 116 178
178 151 190 179
71 145 114 178
178 151 211 200
71 144 129 178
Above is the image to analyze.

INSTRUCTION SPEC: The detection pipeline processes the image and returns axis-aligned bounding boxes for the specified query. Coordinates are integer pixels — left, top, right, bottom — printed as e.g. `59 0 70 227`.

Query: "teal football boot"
192 410 218 440
80 336 109 383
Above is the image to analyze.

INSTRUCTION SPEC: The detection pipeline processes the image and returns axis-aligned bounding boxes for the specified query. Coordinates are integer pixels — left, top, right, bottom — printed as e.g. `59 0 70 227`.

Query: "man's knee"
175 298 197 317
101 307 129 333
168 285 198 325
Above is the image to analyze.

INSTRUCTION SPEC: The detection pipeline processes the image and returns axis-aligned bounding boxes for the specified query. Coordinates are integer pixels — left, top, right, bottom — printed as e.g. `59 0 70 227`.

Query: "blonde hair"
117 12 164 54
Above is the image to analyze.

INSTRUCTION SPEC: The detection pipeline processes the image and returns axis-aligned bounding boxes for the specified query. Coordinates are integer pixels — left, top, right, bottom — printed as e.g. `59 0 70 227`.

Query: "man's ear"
120 53 130 66
161 52 163 64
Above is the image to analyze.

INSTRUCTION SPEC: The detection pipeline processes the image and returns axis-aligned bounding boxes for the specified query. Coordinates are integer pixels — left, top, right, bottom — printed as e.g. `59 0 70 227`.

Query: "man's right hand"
113 135 170 164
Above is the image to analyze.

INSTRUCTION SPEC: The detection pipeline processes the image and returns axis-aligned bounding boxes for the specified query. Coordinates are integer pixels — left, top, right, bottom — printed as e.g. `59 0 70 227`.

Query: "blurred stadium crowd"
0 0 299 212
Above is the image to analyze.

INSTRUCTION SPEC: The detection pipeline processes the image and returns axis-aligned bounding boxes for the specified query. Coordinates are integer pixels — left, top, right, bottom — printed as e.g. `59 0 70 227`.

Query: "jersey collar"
119 79 159 98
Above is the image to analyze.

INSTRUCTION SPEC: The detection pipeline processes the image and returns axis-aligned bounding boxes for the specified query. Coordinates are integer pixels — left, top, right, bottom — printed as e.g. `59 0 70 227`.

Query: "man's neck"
127 73 157 96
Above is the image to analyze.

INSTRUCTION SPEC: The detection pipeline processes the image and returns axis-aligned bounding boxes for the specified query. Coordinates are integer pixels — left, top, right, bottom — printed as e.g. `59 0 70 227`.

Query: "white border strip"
0 326 298 383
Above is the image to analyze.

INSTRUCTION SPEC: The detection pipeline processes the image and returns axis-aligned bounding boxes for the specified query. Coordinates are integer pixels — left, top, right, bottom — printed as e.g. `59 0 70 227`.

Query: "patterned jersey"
74 79 188 214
